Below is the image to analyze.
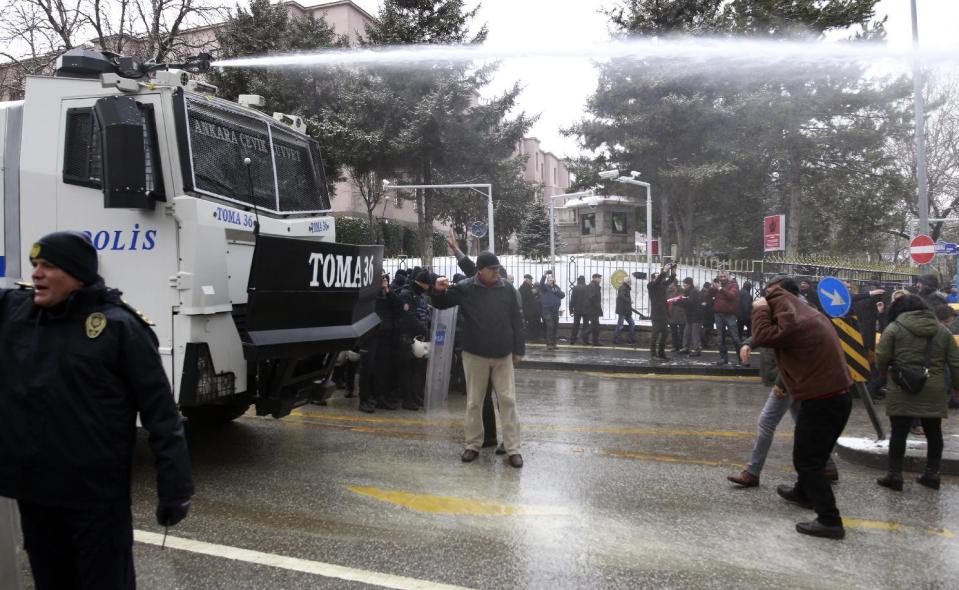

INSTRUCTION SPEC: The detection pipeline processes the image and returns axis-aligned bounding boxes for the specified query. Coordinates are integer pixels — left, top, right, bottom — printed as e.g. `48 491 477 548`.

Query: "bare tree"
0 0 224 99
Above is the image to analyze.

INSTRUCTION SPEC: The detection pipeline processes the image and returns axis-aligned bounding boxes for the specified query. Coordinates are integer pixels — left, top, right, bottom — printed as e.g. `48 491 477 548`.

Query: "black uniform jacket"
431 277 525 358
0 283 193 508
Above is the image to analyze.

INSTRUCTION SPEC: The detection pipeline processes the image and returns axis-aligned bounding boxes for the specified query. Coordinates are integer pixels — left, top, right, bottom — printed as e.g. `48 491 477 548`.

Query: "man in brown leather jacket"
751 275 853 540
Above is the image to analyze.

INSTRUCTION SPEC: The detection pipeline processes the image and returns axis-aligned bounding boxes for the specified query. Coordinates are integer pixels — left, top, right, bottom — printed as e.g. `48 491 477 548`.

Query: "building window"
611 212 627 234
581 213 596 235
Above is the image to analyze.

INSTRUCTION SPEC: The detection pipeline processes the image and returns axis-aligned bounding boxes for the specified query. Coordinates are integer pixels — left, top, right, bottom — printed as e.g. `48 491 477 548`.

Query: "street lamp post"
602 171 653 277
382 181 495 253
548 190 595 269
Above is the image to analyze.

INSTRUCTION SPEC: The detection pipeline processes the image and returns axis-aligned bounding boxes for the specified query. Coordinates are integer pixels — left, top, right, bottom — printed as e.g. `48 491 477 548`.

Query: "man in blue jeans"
710 271 741 365
728 338 839 487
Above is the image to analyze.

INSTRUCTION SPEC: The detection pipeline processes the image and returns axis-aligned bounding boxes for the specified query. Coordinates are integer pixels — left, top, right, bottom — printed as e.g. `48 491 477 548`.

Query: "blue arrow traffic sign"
817 276 851 318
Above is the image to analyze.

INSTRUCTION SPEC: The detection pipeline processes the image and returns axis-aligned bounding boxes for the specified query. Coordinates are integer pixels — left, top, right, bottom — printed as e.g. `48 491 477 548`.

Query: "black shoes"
796 520 845 540
876 473 904 491
776 484 814 509
461 449 479 462
358 402 375 413
401 401 420 411
508 454 524 468
823 467 839 482
376 400 399 410
917 471 941 490
715 359 729 366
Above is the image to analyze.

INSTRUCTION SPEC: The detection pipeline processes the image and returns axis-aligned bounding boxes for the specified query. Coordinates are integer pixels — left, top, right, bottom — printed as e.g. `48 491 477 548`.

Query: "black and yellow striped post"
831 316 885 440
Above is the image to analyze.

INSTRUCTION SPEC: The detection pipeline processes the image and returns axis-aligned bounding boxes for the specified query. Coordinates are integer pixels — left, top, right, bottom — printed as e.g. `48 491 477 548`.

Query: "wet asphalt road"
44 370 959 588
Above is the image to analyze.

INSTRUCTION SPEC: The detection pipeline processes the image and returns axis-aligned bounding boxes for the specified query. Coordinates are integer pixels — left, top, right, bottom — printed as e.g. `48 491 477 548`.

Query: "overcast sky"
352 0 959 159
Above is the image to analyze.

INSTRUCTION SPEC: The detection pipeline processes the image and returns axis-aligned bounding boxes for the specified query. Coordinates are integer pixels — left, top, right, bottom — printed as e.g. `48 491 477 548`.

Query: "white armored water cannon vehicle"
0 49 382 421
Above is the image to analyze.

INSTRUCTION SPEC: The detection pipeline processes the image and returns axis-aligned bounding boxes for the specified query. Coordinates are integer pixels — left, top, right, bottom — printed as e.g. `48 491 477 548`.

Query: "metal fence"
383 253 921 324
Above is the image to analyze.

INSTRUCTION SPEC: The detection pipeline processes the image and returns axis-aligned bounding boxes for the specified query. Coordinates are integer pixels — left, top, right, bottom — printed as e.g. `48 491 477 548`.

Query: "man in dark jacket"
431 252 526 468
678 277 703 356
358 273 400 412
710 272 742 365
538 272 565 350
397 271 432 410
0 231 193 589
583 274 604 345
646 265 675 359
751 275 853 540
613 278 638 345
568 276 589 345
518 274 542 341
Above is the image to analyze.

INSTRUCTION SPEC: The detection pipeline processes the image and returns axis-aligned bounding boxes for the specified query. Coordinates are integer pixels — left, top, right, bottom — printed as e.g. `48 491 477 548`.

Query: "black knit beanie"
30 231 99 285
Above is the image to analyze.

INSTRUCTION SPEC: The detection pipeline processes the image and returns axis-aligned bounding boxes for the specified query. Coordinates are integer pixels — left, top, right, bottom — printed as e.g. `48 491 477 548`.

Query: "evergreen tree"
569 0 911 257
517 199 553 259
361 0 534 261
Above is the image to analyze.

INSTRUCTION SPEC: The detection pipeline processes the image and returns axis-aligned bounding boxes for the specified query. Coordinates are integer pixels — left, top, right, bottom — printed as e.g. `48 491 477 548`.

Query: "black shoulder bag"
888 321 934 395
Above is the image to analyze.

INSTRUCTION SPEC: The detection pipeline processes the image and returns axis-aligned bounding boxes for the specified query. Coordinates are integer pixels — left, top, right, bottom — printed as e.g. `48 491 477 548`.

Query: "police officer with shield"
0 231 193 589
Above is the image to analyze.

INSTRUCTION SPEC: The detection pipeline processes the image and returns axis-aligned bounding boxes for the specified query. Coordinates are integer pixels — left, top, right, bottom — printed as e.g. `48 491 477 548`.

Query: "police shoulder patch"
119 299 155 327
85 312 107 339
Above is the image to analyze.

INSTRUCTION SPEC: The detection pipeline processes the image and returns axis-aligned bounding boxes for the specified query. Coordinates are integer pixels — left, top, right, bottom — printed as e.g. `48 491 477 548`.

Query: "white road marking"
134 530 473 590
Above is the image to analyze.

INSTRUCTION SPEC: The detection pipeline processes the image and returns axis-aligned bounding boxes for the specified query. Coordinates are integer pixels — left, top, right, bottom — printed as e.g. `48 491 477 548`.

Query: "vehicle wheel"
181 403 251 424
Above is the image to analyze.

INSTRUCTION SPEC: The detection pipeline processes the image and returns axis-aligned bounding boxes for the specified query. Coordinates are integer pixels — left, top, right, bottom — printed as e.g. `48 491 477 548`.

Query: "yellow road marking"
844 518 955 538
581 372 760 383
603 449 733 467
289 410 461 427
347 485 566 516
282 412 765 439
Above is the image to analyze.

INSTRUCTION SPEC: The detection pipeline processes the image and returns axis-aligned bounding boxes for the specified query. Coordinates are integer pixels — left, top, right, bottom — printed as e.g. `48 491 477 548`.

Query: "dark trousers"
524 311 542 340
888 416 943 473
669 322 684 350
359 335 392 405
483 380 497 444
583 313 601 344
401 355 427 406
793 393 852 527
570 313 585 344
650 319 669 354
541 308 559 345
18 500 135 590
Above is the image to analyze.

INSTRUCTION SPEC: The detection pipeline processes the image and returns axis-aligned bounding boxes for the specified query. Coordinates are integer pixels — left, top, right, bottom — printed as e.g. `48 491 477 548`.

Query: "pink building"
516 137 571 200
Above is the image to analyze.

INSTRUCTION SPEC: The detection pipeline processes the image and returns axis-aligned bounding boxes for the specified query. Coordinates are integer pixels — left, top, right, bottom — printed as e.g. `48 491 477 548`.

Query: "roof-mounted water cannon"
57 48 213 79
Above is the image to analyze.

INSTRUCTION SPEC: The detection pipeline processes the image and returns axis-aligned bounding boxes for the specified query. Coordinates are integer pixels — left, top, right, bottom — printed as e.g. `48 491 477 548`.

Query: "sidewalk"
836 433 959 476
519 342 759 376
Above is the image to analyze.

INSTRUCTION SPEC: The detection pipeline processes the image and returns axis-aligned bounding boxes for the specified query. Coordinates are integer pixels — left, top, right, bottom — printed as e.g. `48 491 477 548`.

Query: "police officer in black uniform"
0 231 193 590
397 270 432 410
358 273 400 412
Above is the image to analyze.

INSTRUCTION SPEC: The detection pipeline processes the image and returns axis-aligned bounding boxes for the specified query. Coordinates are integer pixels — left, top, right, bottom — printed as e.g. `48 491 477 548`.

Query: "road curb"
836 435 959 476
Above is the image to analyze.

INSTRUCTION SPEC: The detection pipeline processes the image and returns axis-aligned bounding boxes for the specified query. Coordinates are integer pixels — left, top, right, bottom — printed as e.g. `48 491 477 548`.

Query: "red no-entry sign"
910 234 936 265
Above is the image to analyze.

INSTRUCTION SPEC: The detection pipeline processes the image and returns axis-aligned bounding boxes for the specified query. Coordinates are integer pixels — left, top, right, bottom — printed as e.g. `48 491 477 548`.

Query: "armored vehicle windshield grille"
180 93 330 214
63 105 164 197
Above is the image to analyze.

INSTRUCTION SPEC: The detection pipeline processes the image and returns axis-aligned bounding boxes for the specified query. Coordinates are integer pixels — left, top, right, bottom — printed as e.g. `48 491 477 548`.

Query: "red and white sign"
910 234 936 265
763 215 785 252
